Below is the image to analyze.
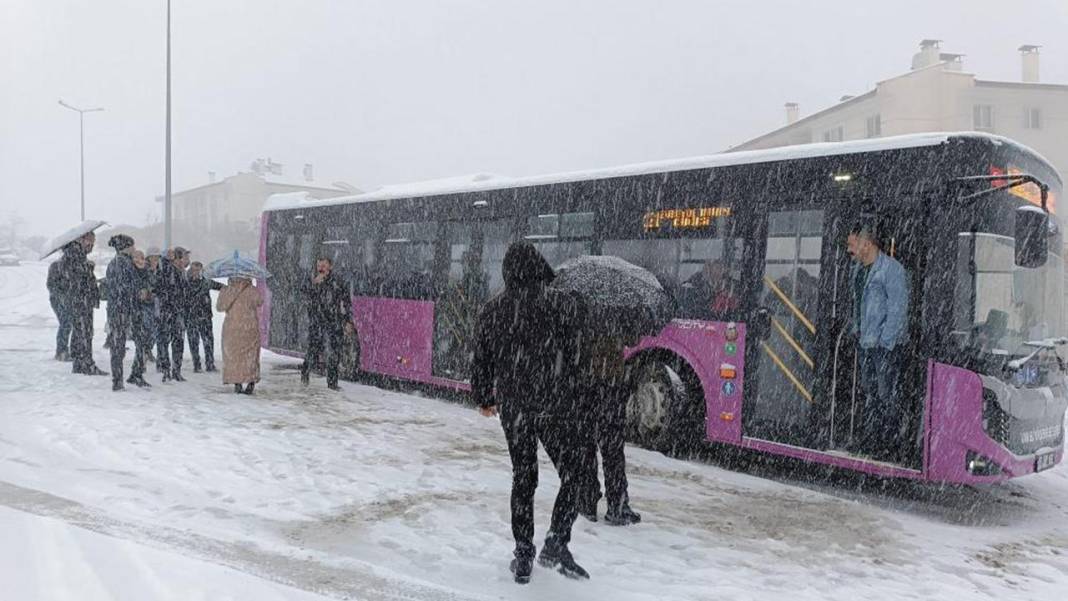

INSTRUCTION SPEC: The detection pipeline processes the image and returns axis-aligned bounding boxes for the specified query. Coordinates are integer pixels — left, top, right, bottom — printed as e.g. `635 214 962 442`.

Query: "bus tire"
626 358 704 455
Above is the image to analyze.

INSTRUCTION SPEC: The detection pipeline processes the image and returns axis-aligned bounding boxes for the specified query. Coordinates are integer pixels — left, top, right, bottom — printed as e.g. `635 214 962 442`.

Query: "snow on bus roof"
263 132 1051 212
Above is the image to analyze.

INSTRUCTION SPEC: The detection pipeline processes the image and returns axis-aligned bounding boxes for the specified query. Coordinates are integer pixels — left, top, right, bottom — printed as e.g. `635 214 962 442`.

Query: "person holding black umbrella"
64 232 108 376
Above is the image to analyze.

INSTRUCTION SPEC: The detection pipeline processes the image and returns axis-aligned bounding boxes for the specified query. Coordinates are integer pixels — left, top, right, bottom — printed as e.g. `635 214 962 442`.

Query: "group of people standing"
472 242 642 585
46 232 265 394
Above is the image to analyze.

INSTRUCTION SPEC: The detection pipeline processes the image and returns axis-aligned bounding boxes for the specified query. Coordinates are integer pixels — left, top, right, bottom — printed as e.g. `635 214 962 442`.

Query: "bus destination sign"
643 207 732 231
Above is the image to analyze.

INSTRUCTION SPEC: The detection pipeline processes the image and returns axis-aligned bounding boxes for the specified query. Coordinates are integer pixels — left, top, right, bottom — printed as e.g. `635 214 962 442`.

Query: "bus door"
823 195 927 466
742 202 831 449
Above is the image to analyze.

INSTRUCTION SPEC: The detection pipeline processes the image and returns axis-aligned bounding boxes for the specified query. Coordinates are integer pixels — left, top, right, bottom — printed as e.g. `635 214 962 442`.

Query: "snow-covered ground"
1 262 1067 601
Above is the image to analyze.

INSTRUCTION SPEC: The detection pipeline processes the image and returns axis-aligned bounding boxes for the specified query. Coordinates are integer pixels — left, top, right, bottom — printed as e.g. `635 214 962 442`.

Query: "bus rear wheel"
626 359 705 456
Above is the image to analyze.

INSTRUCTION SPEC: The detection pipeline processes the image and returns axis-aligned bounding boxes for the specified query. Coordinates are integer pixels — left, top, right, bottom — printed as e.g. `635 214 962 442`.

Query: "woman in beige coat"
216 277 264 394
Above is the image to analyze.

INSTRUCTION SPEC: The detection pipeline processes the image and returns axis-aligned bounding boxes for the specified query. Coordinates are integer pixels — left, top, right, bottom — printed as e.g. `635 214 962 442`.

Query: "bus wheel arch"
626 350 705 457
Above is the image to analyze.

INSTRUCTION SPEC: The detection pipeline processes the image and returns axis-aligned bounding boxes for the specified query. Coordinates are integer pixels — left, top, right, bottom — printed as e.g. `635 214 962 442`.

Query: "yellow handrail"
771 316 815 368
760 341 814 404
763 276 816 334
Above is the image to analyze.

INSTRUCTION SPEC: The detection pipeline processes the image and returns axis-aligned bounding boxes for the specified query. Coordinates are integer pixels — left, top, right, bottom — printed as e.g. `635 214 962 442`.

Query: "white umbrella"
40 219 108 260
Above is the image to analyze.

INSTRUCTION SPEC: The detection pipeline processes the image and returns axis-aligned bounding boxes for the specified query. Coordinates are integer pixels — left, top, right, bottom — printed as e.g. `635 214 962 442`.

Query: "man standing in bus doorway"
185 261 224 373
473 242 590 584
846 224 910 461
300 255 352 391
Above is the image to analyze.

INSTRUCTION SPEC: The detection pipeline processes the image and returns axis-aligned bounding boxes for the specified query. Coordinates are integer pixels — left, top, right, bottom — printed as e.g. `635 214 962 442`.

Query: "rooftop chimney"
1020 45 1040 83
912 39 942 70
785 102 800 125
208 171 216 184
303 163 314 182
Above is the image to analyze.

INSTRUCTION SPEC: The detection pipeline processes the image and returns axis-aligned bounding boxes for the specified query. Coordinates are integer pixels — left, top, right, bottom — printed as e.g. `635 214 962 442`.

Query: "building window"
866 114 882 138
1025 107 1042 129
973 105 994 131
821 126 844 143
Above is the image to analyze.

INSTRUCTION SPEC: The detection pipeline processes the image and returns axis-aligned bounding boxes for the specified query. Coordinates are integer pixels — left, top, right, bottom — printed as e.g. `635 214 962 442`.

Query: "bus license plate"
1035 452 1056 472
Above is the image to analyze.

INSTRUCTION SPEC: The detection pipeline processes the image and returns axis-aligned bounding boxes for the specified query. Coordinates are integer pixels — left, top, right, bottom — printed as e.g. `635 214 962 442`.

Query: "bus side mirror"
1015 206 1049 268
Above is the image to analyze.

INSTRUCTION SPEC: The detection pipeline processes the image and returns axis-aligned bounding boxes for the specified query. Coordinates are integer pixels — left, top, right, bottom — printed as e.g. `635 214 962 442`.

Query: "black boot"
112 379 124 391
234 384 244 394
127 375 151 388
300 371 310 386
242 382 255 395
81 365 109 376
172 371 186 382
509 555 533 585
577 496 599 523
538 538 589 580
604 504 642 526
193 363 202 374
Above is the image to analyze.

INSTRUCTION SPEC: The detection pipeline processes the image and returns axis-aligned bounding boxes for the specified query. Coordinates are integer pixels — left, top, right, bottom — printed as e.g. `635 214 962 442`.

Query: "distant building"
730 40 1068 186
160 159 358 232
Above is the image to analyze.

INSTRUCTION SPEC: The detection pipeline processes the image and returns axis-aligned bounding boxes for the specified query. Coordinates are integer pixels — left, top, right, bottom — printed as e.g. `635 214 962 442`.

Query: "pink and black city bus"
260 132 1065 484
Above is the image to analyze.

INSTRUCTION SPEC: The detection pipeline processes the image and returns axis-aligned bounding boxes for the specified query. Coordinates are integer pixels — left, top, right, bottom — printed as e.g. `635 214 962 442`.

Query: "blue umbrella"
206 250 272 279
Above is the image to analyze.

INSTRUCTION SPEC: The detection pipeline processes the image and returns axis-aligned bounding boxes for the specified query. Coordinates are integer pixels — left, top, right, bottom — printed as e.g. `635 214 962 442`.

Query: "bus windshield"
954 232 1066 354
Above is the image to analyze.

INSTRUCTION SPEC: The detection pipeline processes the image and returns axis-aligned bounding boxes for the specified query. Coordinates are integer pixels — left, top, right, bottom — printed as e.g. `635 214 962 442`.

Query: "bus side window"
379 221 438 300
526 211 594 268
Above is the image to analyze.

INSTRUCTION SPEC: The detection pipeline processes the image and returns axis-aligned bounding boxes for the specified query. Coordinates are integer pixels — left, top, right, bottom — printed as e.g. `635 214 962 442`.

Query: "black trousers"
186 317 215 370
156 308 185 375
108 312 144 384
69 309 96 373
582 382 631 512
302 322 343 386
500 405 583 558
50 297 72 356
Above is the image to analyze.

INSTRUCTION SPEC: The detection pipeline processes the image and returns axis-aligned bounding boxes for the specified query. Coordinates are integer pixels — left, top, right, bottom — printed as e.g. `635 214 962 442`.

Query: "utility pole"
164 0 173 249
58 100 104 221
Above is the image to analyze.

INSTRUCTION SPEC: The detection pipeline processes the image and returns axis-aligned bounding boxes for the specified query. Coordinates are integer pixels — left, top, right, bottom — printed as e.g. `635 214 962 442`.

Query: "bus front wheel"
626 359 703 455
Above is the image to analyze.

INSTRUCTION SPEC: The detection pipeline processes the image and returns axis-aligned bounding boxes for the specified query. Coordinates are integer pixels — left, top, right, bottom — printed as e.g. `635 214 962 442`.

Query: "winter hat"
108 234 134 252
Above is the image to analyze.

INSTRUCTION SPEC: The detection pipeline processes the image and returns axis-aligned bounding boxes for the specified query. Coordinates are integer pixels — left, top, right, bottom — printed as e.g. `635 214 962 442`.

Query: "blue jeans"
857 346 903 455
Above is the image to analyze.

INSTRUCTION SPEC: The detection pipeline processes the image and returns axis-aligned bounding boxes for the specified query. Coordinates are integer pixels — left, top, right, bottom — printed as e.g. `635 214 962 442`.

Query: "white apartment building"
730 40 1067 186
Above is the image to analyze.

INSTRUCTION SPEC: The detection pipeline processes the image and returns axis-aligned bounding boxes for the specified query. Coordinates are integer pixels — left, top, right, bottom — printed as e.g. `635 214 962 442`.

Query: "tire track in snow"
0 479 489 601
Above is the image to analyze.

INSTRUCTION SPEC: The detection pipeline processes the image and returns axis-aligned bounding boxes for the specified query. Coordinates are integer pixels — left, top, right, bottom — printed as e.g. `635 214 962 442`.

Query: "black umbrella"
550 255 675 338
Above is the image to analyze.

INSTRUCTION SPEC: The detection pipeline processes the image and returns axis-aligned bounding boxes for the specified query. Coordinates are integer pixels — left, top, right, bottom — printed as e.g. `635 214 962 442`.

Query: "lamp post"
58 100 104 221
164 0 173 250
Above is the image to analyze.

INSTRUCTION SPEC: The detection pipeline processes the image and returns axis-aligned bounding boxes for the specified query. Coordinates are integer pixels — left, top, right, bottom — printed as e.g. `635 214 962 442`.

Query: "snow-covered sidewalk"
1 263 1067 600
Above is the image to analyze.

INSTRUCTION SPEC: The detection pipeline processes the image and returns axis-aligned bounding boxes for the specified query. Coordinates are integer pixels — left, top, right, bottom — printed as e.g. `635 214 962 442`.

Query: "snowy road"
1 262 1067 600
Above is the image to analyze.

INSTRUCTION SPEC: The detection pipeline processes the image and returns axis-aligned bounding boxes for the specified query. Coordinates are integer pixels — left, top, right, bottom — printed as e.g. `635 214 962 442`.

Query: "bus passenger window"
379 221 437 299
525 212 594 268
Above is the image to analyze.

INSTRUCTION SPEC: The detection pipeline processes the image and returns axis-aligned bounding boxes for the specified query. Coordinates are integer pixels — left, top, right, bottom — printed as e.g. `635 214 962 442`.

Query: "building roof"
265 132 1054 212
155 173 353 202
728 90 876 151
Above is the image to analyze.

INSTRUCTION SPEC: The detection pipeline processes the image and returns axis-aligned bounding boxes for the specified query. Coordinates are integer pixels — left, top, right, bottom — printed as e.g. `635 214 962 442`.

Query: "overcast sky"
2 0 1066 238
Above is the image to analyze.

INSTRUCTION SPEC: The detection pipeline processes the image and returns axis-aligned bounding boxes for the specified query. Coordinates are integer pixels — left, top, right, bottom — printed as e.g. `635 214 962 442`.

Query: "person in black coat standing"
185 261 223 373
155 247 190 382
47 253 74 362
105 235 149 390
300 255 352 390
63 232 108 376
472 242 590 584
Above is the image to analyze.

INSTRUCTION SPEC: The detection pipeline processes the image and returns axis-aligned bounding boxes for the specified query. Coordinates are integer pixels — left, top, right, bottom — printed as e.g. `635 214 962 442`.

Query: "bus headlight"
966 451 1003 476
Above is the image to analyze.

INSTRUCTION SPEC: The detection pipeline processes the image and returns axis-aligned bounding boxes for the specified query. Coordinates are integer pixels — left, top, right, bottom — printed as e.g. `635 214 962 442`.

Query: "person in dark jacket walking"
472 242 590 584
300 256 352 390
577 333 642 526
156 247 190 382
185 261 223 373
63 232 108 376
105 235 149 390
47 256 73 361
130 250 155 382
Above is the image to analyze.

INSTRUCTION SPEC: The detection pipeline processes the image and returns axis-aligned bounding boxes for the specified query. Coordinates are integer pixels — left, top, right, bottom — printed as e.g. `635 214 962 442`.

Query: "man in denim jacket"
847 224 909 459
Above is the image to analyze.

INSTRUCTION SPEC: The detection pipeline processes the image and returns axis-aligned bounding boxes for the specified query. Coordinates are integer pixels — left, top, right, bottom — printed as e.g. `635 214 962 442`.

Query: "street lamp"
164 0 172 249
58 99 104 221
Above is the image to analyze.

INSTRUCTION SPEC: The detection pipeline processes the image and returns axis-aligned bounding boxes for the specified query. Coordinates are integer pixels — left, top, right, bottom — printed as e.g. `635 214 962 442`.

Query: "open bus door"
741 189 926 468
822 193 928 468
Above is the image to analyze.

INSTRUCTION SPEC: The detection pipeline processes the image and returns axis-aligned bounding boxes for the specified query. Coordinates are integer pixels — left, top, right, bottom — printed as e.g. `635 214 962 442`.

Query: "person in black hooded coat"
105 234 149 390
472 242 590 584
62 232 107 376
